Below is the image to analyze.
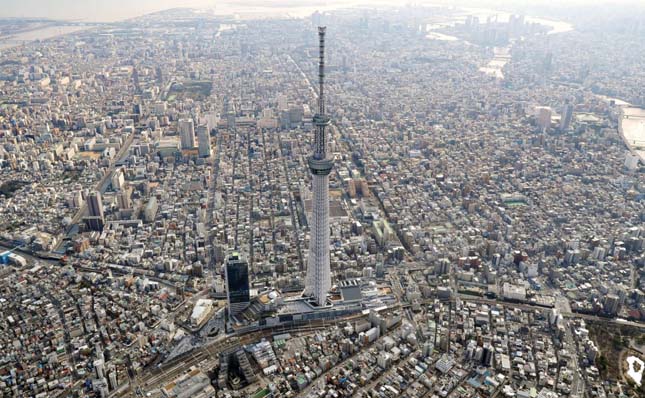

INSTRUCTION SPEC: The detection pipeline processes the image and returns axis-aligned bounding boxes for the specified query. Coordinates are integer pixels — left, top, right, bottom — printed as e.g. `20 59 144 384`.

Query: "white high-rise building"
179 118 196 149
108 370 118 391
559 103 573 131
304 27 333 307
111 168 124 191
94 359 105 379
197 124 211 157
624 151 640 171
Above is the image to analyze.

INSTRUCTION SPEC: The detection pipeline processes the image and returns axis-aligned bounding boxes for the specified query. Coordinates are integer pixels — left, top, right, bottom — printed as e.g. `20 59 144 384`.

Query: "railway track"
134 314 369 393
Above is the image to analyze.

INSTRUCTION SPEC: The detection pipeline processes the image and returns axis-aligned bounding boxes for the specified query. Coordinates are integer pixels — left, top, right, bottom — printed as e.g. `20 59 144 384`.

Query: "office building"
225 252 250 316
84 191 105 231
624 152 640 171
536 106 552 132
111 169 125 191
143 196 158 223
117 189 132 210
179 118 196 149
197 124 211 158
94 359 105 379
87 191 104 220
108 370 118 391
560 102 573 131
603 294 620 315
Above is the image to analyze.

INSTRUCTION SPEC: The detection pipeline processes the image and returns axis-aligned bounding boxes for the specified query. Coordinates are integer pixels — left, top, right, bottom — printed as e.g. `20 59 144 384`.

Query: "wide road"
57 132 136 250
400 295 645 330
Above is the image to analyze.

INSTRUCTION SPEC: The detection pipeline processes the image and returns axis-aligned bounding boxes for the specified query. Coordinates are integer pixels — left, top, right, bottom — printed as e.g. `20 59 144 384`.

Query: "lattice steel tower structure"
304 26 333 306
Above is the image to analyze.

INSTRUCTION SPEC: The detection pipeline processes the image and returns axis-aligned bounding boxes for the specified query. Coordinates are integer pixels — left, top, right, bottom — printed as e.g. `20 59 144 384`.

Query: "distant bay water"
0 0 402 22
0 0 390 49
0 0 460 52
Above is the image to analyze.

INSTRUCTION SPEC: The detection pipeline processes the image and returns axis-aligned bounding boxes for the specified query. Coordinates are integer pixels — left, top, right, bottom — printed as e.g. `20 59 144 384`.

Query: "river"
1 0 408 23
0 0 401 50
619 107 645 162
2 2 575 52
0 25 89 50
594 95 645 163
479 46 512 79
596 94 645 164
421 8 574 80
474 14 574 80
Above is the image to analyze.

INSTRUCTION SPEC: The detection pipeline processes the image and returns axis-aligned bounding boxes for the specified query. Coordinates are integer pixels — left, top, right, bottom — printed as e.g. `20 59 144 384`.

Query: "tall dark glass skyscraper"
225 252 250 316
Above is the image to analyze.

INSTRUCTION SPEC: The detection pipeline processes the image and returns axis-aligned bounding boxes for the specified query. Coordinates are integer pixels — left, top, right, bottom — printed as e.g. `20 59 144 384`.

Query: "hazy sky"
0 0 641 22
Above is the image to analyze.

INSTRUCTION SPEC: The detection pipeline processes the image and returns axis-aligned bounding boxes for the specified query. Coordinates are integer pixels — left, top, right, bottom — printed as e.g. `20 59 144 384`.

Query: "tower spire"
313 27 330 160
318 26 326 119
